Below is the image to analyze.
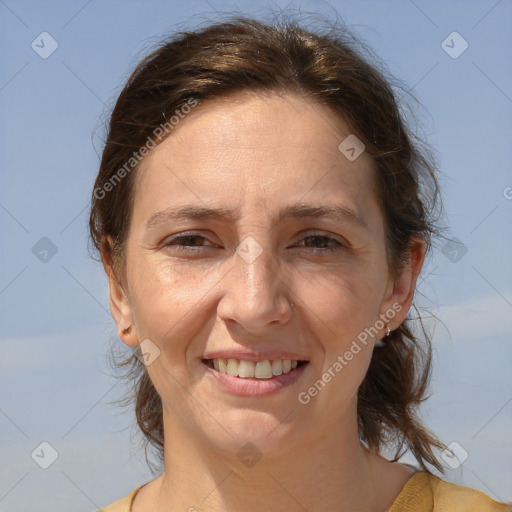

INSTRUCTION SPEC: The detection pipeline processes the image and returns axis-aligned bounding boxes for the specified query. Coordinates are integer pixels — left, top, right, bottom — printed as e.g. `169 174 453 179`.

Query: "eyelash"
162 232 346 253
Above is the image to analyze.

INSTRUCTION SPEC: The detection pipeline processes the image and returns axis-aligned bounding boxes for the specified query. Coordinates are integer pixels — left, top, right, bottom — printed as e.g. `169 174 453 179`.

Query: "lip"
202 360 309 397
202 350 308 362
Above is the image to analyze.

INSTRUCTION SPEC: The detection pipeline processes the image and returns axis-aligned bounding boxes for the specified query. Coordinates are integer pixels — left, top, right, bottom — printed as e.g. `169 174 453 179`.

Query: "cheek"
127 264 203 402
299 272 381 405
131 269 191 338
295 259 386 342
128 256 219 360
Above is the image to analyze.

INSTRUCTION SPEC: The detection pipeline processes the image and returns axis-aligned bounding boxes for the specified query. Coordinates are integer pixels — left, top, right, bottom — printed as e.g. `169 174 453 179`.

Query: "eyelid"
295 233 347 252
303 230 348 245
162 230 349 252
162 231 217 248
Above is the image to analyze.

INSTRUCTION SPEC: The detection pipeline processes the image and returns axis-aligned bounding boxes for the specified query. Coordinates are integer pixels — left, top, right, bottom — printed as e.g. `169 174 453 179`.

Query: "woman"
90 16 511 512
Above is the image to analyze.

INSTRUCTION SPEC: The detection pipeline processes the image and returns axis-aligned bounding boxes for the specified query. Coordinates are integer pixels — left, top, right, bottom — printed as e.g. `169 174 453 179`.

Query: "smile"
202 358 310 396
204 358 308 379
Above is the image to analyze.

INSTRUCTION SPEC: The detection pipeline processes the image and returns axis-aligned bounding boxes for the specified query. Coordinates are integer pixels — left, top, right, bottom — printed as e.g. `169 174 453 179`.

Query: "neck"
151 400 387 511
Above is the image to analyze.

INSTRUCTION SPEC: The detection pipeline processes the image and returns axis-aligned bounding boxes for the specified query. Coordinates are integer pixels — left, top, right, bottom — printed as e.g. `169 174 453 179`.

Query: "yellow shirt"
98 471 511 511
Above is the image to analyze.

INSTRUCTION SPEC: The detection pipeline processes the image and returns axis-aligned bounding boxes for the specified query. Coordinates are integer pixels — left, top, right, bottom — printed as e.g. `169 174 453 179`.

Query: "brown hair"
90 16 446 472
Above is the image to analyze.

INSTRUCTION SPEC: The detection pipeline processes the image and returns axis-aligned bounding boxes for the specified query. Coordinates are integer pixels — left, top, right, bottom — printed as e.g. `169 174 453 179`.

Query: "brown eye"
296 234 345 252
163 233 215 251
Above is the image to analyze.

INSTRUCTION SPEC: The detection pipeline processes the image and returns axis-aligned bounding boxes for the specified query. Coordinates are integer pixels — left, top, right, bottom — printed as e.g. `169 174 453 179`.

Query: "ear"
378 236 426 334
101 236 139 348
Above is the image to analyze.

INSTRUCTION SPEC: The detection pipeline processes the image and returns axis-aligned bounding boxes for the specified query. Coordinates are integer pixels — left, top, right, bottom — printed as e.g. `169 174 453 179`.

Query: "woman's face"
108 92 421 458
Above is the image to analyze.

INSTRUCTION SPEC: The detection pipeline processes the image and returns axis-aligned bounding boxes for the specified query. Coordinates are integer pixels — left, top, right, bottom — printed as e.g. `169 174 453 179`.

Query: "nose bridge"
216 218 295 330
234 235 282 306
218 230 296 329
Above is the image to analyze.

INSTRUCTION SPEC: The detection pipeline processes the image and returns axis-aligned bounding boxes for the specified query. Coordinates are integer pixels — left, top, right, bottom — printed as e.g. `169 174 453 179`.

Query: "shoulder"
429 476 511 511
391 472 511 512
97 486 142 512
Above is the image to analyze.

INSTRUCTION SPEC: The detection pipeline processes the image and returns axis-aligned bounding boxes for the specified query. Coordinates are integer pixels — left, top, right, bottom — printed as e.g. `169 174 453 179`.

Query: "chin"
201 409 303 460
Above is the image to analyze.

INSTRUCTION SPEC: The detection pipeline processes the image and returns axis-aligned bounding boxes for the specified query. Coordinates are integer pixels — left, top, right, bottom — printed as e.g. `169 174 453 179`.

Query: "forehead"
145 91 370 164
133 91 379 224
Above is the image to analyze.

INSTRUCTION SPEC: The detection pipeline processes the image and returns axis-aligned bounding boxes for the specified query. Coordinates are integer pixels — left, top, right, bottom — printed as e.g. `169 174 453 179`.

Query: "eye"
162 232 346 253
163 233 214 251
296 234 346 253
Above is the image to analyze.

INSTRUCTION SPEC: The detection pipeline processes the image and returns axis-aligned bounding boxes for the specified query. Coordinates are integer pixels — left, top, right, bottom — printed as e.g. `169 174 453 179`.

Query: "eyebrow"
145 202 370 232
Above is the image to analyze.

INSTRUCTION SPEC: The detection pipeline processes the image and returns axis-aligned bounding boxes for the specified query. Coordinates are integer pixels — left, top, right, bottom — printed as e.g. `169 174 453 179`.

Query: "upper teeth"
212 358 299 379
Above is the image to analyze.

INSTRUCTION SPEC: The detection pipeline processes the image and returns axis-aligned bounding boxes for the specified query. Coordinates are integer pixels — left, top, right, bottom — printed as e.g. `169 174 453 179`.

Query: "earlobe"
101 236 139 348
107 270 139 347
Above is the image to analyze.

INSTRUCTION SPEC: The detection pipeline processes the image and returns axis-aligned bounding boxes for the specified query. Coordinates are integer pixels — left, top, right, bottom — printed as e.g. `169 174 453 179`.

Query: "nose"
216 238 294 333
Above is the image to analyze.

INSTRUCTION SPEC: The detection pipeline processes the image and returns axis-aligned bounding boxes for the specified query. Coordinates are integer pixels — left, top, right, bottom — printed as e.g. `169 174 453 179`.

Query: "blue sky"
1 0 511 510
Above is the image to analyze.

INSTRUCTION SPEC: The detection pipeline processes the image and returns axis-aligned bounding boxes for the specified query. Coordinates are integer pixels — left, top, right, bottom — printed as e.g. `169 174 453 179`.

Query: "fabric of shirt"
97 471 511 511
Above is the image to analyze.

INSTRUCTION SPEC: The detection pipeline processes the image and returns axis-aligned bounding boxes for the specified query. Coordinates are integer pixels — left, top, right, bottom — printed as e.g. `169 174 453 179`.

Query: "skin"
104 91 424 511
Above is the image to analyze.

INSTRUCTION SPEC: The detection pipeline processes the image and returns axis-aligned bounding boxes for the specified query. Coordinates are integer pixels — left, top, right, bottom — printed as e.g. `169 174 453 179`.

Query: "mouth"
201 357 310 397
202 358 309 378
